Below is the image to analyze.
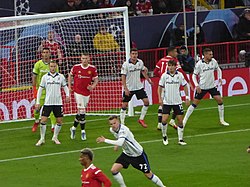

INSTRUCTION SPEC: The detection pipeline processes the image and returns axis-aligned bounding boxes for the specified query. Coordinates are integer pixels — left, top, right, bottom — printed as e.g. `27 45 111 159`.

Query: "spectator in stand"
235 8 250 40
136 0 153 16
74 0 86 10
126 0 137 16
177 46 195 74
188 24 205 45
100 0 114 8
225 0 244 8
167 0 182 13
38 31 63 66
62 0 76 11
93 26 120 52
151 0 168 14
68 34 86 68
86 0 100 9
172 24 186 47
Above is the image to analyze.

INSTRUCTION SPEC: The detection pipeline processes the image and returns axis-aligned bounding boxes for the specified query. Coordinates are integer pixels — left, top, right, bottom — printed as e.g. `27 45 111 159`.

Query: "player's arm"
217 66 222 86
68 68 74 92
32 62 39 99
62 75 70 103
182 77 190 106
157 75 164 106
141 66 153 85
96 136 126 146
35 76 45 109
88 77 98 91
95 171 112 187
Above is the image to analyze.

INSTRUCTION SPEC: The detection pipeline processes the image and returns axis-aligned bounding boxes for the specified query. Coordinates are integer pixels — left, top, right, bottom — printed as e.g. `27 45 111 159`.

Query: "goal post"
0 7 131 122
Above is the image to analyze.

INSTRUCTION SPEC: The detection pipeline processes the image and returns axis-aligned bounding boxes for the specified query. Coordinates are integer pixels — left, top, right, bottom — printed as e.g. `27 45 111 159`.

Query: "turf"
0 95 250 187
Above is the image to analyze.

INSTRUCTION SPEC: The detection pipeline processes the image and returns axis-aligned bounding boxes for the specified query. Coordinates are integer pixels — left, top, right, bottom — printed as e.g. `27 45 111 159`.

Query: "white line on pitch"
0 128 249 163
0 102 249 132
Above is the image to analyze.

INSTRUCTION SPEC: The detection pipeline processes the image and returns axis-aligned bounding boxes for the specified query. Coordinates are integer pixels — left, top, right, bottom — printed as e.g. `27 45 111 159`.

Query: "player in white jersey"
35 61 70 146
183 48 230 127
158 60 190 145
120 48 153 128
96 115 166 187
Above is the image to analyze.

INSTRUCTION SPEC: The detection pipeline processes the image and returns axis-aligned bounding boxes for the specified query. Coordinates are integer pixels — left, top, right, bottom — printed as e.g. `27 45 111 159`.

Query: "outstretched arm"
96 136 125 147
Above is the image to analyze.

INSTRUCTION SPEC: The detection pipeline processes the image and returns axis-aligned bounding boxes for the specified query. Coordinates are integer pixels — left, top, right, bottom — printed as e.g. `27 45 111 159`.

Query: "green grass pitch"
0 95 250 187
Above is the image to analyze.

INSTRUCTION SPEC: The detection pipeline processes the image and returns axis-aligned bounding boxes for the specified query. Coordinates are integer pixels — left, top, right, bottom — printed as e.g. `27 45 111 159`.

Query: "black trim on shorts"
194 87 221 100
42 105 63 118
122 88 148 102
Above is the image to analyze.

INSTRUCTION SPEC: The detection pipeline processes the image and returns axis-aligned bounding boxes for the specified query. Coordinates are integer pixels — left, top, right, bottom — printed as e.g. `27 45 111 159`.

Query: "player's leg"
111 153 128 187
131 152 165 187
169 112 178 129
175 105 186 145
157 105 162 130
32 97 45 132
49 112 56 133
210 88 230 126
52 106 64 144
120 91 132 125
79 107 87 141
35 106 50 146
183 90 206 126
161 105 170 145
137 89 149 128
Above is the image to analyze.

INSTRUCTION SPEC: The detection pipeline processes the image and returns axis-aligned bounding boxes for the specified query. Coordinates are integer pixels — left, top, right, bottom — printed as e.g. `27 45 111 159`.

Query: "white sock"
150 174 165 187
161 123 168 137
40 124 46 140
218 104 224 122
53 124 62 138
71 126 76 130
139 105 149 120
183 105 195 126
51 124 55 129
177 126 184 141
120 108 126 125
169 119 175 125
113 172 126 187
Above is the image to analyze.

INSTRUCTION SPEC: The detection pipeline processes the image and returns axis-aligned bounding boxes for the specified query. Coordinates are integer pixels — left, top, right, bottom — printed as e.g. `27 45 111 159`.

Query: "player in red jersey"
68 53 98 140
79 148 112 187
154 46 193 130
38 31 63 65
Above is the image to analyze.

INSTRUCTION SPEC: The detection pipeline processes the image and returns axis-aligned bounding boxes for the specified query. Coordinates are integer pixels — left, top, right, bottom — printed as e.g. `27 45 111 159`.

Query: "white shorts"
74 92 90 109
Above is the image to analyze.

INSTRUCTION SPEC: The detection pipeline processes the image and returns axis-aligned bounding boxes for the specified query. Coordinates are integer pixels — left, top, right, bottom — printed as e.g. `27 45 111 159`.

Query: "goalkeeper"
32 48 58 132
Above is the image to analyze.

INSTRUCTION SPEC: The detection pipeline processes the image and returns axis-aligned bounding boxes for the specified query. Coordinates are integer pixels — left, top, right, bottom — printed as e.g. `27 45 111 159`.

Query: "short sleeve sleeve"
121 62 127 75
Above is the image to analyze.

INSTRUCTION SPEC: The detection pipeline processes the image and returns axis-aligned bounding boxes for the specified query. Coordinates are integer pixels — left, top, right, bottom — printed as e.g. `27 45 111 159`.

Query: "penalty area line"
0 128 250 163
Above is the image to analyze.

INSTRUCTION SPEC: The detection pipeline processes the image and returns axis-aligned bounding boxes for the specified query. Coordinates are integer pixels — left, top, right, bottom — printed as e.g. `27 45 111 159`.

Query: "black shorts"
42 105 63 118
195 87 221 100
162 104 184 115
115 151 151 173
122 88 148 102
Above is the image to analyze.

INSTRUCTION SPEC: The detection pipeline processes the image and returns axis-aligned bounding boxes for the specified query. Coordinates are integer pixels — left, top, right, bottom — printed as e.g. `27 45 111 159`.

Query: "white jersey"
121 59 145 91
194 58 219 89
159 71 187 105
110 124 143 157
37 72 68 105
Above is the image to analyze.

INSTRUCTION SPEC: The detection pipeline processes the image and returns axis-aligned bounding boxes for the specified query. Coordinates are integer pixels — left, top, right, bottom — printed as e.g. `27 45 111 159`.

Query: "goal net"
0 7 130 121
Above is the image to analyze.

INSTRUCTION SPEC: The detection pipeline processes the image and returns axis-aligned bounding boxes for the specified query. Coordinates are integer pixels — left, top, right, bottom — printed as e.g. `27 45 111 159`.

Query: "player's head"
130 48 138 62
75 34 81 42
168 60 177 73
203 48 213 61
81 53 90 67
167 46 178 58
49 60 57 74
42 48 51 60
48 31 54 41
108 115 120 130
99 26 107 34
179 45 187 55
79 148 94 166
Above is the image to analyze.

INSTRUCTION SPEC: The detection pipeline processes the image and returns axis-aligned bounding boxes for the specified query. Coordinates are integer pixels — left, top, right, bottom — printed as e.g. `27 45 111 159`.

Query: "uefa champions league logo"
16 0 30 16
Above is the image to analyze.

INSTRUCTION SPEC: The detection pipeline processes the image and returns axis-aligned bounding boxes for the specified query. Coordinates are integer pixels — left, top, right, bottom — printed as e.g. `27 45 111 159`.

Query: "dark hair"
108 115 118 121
42 47 50 52
203 48 212 54
167 46 176 54
130 48 138 53
80 148 94 161
180 45 187 50
168 60 177 66
81 52 89 56
49 60 57 64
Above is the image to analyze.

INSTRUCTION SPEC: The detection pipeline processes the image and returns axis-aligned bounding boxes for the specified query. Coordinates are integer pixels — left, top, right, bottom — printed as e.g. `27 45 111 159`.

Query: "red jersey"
81 164 111 187
136 0 152 14
71 64 98 96
43 40 61 57
154 56 189 82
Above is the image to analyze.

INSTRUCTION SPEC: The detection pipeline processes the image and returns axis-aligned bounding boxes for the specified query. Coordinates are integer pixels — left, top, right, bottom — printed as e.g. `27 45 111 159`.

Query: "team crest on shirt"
86 174 89 178
78 71 81 74
88 71 91 74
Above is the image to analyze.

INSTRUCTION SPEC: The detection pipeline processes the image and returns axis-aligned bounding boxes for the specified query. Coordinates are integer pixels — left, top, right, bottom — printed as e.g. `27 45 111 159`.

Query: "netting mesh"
0 9 128 121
